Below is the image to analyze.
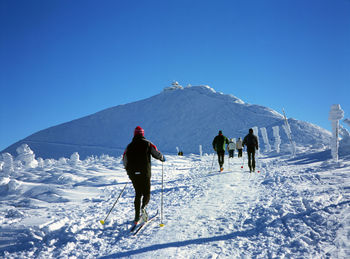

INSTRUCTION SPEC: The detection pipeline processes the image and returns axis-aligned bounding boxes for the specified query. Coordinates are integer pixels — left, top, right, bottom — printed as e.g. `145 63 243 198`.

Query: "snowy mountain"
2 84 331 159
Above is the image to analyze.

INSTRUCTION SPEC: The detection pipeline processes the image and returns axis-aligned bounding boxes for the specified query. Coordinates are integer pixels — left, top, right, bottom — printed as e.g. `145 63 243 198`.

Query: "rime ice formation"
339 125 350 155
272 126 281 153
282 124 296 157
329 104 344 161
260 127 271 153
1 153 14 174
15 144 38 168
70 152 81 165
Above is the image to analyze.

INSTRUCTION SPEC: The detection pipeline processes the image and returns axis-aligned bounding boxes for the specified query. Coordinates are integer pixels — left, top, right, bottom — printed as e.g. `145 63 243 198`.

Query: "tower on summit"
163 81 184 91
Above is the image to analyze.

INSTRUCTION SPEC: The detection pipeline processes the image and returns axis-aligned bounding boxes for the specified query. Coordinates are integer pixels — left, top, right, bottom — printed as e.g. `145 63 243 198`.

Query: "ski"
132 210 159 236
130 221 139 232
130 209 151 233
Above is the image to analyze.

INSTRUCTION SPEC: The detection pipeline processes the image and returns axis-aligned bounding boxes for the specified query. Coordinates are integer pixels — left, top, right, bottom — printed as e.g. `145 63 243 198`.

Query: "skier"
243 129 259 172
227 138 236 158
212 130 229 171
236 137 243 158
123 126 165 226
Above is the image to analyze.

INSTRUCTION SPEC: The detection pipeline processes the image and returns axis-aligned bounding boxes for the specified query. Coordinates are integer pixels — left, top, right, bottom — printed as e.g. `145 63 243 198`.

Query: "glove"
162 155 166 162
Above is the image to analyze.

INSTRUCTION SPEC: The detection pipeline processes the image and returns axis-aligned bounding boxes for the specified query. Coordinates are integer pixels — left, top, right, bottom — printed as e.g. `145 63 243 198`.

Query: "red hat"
134 126 144 136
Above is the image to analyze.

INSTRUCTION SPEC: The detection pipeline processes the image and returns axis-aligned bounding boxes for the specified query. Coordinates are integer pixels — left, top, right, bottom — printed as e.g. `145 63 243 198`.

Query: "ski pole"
160 162 165 227
100 182 128 225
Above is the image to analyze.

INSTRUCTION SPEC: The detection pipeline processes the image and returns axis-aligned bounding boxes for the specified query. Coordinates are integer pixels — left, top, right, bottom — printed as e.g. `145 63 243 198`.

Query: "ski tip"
99 220 105 225
159 223 165 227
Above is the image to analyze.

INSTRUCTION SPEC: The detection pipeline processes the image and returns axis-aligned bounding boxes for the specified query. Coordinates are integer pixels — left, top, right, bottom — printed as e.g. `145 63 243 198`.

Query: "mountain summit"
2 84 331 158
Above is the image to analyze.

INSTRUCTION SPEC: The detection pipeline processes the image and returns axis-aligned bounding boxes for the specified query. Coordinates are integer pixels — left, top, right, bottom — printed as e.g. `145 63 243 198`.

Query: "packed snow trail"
100 154 264 258
1 151 350 258
136 157 264 258
101 153 350 258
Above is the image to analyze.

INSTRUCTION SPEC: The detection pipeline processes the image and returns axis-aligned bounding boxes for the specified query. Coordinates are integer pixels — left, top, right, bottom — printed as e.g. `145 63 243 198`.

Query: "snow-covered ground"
1 147 350 258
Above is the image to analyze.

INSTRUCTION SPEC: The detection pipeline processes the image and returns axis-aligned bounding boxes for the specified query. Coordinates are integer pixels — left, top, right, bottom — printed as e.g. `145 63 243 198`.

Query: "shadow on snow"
100 200 350 258
288 150 332 165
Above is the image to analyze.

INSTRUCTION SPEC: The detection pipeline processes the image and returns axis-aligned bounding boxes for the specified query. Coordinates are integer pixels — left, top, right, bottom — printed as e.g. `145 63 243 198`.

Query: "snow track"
1 152 349 258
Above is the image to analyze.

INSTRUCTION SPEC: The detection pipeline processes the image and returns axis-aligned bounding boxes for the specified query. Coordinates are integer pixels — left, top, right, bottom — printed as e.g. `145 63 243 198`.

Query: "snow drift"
2 84 331 159
0 146 349 258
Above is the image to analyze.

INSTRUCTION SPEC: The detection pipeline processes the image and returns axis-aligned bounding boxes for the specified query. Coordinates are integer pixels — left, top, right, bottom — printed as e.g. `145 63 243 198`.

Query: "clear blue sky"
1 0 349 151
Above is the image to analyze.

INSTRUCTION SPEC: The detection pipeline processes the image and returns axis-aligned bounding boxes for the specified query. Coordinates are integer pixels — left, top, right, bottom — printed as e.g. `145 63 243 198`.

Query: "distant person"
212 130 229 171
236 137 243 158
227 138 236 158
243 129 259 172
123 126 165 227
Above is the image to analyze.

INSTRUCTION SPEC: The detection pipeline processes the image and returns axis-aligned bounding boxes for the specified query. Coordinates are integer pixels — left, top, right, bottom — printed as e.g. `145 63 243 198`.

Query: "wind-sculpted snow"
2 85 331 159
0 148 349 258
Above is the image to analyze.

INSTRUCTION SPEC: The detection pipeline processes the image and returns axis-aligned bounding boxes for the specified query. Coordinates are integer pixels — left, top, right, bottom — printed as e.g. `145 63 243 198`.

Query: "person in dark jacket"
243 128 259 172
212 130 229 171
123 126 165 224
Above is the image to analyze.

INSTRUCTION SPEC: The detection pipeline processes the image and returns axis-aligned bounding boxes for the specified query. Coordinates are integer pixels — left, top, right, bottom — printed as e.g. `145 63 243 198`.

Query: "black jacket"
123 136 164 177
243 133 259 151
212 134 229 152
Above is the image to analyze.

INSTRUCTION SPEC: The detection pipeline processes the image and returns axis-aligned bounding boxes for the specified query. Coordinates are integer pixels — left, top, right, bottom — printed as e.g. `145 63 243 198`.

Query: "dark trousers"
229 150 234 158
129 173 151 221
238 149 243 157
217 150 225 168
247 148 256 171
